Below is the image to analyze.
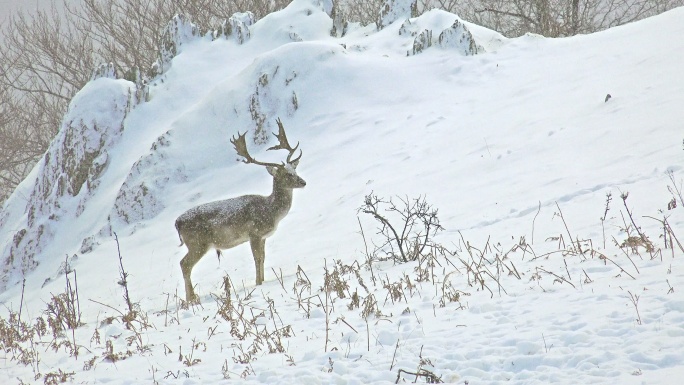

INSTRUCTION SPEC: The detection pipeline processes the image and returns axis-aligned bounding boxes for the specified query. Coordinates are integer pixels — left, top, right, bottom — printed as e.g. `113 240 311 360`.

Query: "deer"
175 118 305 302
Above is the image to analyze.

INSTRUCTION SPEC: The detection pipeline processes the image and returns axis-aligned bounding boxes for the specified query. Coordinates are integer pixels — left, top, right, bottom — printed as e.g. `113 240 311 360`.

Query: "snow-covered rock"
377 0 418 29
0 78 135 289
153 14 202 75
411 29 432 55
438 19 483 55
216 12 256 44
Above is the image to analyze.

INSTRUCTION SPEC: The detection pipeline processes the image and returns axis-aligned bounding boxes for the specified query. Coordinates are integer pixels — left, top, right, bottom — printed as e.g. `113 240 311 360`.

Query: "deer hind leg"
180 242 209 302
249 236 266 285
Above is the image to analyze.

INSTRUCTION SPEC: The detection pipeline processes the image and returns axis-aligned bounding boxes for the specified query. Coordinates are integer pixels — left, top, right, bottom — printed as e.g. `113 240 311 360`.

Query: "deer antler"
231 119 302 167
230 132 280 168
269 118 302 165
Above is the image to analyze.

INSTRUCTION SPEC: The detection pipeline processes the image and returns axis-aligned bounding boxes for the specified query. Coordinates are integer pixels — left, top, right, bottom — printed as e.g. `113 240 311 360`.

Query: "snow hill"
1 1 683 383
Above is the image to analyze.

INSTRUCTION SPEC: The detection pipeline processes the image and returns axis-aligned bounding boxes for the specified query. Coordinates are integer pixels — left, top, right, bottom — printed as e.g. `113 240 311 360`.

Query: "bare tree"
0 88 31 202
0 0 292 206
66 0 292 79
340 0 682 37
339 0 385 26
0 4 95 203
417 0 683 37
72 0 226 78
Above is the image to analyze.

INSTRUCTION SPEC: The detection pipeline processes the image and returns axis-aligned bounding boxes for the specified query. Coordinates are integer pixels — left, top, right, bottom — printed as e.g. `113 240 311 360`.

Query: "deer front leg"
250 236 266 285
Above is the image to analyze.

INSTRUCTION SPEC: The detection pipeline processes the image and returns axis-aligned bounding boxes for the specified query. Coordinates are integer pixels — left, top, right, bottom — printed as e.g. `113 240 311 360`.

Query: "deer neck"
269 178 294 215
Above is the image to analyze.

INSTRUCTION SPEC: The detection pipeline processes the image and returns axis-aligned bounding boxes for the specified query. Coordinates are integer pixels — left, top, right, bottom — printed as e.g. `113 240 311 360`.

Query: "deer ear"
267 166 278 176
289 158 300 169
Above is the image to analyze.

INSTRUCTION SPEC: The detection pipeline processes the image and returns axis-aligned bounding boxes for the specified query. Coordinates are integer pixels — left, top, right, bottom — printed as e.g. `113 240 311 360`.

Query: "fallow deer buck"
175 118 305 302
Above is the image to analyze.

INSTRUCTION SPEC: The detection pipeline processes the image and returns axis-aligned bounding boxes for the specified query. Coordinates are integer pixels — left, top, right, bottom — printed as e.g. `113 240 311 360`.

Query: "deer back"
175 191 294 250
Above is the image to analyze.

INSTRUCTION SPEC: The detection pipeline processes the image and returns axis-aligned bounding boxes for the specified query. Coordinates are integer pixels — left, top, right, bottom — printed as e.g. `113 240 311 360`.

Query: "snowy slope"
1 1 683 383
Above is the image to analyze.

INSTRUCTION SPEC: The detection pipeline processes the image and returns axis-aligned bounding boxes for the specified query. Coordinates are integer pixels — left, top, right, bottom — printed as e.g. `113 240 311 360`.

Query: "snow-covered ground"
1 1 683 383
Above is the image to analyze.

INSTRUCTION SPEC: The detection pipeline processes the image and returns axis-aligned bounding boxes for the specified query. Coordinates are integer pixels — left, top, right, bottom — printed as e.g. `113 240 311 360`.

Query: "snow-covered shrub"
359 194 443 264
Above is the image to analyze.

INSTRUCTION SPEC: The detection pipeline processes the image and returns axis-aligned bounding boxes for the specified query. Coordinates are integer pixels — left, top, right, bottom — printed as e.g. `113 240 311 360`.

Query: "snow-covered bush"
360 194 443 264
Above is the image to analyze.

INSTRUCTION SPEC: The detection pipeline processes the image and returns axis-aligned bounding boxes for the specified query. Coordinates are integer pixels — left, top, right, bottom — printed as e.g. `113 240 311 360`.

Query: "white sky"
0 0 74 22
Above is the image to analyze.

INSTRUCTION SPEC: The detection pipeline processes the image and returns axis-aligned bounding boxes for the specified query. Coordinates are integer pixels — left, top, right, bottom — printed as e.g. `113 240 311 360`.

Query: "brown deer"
175 118 305 302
